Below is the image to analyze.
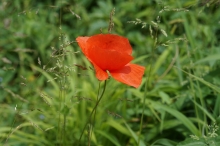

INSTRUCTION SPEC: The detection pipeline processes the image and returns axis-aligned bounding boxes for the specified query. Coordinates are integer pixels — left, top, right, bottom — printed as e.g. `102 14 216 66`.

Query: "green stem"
3 102 23 144
78 80 107 145
89 81 101 144
62 76 67 145
57 90 61 145
188 71 201 132
196 80 207 135
138 25 158 145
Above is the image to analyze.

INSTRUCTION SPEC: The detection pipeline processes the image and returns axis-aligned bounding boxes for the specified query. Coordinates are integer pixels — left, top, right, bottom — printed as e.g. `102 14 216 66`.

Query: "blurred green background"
1 0 220 145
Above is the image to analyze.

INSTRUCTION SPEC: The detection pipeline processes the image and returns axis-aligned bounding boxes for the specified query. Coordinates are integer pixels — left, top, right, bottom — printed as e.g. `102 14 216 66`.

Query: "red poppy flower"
76 34 145 88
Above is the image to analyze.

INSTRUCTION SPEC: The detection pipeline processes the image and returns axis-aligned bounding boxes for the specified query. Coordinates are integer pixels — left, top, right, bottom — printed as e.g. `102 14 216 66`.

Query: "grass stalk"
138 25 158 145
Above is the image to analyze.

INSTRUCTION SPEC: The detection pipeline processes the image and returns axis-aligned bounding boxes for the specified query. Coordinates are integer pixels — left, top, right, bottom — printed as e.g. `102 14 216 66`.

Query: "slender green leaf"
175 67 220 94
96 130 121 146
195 54 220 64
124 122 146 146
152 103 200 136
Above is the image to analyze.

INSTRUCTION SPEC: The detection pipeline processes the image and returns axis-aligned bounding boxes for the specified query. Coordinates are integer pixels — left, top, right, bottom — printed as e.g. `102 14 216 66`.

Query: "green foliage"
1 0 220 145
178 123 220 146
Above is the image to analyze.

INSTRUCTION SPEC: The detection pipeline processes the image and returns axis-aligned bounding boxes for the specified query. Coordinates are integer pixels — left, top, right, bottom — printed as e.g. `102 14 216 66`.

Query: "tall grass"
1 0 220 146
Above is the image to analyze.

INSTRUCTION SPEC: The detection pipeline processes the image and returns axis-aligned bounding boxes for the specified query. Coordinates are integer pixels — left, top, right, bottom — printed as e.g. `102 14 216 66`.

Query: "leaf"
159 91 172 104
152 138 177 146
132 55 150 63
152 103 200 136
195 54 220 64
153 46 172 74
124 122 146 146
96 130 121 146
176 67 220 94
177 136 220 146
189 98 215 122
106 120 130 137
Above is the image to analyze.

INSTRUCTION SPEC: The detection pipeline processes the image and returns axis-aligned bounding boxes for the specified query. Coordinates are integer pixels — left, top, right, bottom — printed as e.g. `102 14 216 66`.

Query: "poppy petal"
87 46 133 71
76 36 90 55
76 35 133 71
92 63 109 80
87 34 132 55
76 36 109 80
110 64 145 88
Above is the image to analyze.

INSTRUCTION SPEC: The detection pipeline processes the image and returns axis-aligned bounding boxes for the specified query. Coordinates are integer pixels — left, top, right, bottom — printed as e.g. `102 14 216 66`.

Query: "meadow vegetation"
0 0 220 145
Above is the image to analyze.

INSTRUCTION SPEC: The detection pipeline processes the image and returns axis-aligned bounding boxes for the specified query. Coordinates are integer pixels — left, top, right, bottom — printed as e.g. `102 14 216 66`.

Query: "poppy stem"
78 80 107 145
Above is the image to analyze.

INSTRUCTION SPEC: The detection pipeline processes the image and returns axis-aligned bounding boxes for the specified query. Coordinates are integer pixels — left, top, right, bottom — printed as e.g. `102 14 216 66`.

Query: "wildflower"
76 34 145 88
